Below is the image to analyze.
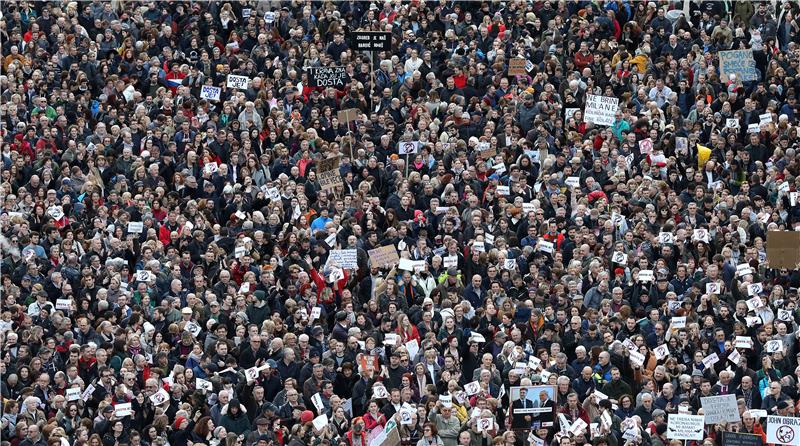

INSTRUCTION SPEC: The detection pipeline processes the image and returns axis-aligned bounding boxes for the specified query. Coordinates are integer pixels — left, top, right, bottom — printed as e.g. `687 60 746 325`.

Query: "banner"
722 432 763 446
666 414 705 440
317 156 342 190
226 75 250 89
719 50 759 82
700 394 740 424
583 94 618 126
307 66 350 87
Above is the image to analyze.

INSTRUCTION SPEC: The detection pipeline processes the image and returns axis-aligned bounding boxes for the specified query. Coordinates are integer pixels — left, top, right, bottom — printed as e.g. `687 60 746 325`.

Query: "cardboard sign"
766 415 800 446
200 85 221 101
629 351 645 369
317 156 342 190
398 141 420 155
226 74 250 89
351 31 392 51
337 108 359 124
584 94 619 126
307 66 350 87
701 394 741 424
719 50 759 82
666 414 705 440
368 245 400 268
767 231 800 269
508 58 527 75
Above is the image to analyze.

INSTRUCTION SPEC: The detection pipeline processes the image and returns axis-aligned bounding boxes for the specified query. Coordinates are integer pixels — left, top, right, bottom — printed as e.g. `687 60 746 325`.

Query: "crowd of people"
2 1 800 446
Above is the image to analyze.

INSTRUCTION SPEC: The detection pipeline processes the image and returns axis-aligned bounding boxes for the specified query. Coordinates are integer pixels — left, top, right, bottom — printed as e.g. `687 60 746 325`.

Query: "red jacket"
574 51 593 70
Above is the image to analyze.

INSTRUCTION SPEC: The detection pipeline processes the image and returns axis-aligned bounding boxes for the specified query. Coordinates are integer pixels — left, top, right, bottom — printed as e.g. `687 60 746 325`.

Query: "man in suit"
511 388 534 429
533 388 556 427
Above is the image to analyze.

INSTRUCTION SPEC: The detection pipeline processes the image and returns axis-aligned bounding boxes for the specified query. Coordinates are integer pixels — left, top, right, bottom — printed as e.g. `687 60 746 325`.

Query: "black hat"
335 311 347 322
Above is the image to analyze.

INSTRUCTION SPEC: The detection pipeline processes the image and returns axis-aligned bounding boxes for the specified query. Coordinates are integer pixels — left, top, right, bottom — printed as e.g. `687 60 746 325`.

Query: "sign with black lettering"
722 431 763 446
307 66 350 88
352 31 392 51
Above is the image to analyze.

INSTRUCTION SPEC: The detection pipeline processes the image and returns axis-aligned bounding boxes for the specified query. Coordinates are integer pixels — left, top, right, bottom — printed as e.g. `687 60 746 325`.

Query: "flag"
697 144 711 168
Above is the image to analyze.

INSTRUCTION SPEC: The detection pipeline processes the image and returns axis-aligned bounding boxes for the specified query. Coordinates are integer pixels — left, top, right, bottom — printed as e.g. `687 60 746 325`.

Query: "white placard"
612 252 628 264
748 283 764 296
666 414 705 440
56 299 72 310
639 138 653 155
443 255 458 268
234 246 246 259
465 381 481 396
638 270 654 282
82 384 95 402
765 339 784 353
477 417 493 432
439 394 452 408
127 222 144 233
569 418 588 436
399 409 414 425
629 350 645 367
653 344 670 360
538 240 554 254
726 118 740 128
702 353 719 368
473 241 485 253
693 228 709 243
48 205 64 220
66 387 81 401
226 74 250 89
746 296 764 311
701 394 741 424
760 113 773 125
200 85 222 101
312 393 324 412
398 258 415 271
405 339 420 361
766 415 800 445
184 321 202 337
748 123 760 133
672 316 687 329
706 282 720 294
384 333 399 346
728 349 741 365
779 309 793 322
312 414 328 431
659 232 674 244
149 388 169 406
496 185 510 196
115 402 133 417
398 141 420 155
504 259 516 270
565 177 580 189
328 249 358 269
584 94 619 126
196 378 213 392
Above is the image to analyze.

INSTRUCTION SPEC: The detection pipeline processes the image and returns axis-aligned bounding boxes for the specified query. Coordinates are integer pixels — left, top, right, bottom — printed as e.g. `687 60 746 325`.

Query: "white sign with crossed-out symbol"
767 415 800 445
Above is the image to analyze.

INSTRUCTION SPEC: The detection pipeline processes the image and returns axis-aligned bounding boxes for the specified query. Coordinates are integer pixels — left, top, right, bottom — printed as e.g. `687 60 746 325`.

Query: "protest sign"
583 94 619 126
200 85 221 101
226 74 249 89
719 50 759 82
701 394 741 424
115 403 133 417
317 156 342 190
337 108 359 124
307 66 350 87
767 231 800 269
66 387 81 401
398 141 420 155
328 249 358 269
666 414 705 440
767 415 800 446
508 58 527 75
639 138 653 155
127 222 144 233
368 245 400 267
722 432 763 446
352 31 392 51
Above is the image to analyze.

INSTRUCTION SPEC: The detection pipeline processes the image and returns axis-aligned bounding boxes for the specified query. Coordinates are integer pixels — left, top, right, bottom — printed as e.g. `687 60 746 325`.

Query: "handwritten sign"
328 249 358 269
719 50 758 82
200 85 221 101
317 156 342 190
226 74 250 89
666 414 705 440
368 245 400 268
701 394 740 424
584 94 619 126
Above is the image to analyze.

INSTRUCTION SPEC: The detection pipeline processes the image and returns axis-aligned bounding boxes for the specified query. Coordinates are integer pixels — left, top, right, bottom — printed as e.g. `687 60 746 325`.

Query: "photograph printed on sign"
510 386 556 429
